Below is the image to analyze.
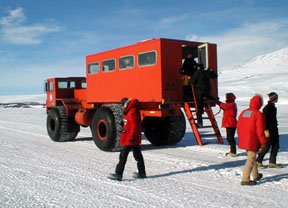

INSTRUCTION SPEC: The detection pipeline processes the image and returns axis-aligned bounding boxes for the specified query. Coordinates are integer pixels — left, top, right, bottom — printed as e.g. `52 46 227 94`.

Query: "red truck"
45 38 220 151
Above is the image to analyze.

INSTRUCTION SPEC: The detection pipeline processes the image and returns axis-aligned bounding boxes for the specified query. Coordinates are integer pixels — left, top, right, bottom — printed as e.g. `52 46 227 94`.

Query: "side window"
138 51 157 66
102 59 116 72
81 80 87 88
88 62 100 74
49 81 54 91
119 55 134 70
70 81 75 88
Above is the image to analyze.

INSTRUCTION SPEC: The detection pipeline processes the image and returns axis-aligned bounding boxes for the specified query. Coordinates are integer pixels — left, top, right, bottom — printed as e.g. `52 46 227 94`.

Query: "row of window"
46 80 86 92
88 51 157 74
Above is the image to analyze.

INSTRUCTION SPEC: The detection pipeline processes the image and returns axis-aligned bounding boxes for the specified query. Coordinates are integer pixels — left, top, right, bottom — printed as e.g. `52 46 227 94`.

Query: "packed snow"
1 48 288 207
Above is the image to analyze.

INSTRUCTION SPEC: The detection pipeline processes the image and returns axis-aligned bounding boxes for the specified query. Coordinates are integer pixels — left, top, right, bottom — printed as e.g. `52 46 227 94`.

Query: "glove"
259 143 267 153
215 100 221 105
264 130 270 138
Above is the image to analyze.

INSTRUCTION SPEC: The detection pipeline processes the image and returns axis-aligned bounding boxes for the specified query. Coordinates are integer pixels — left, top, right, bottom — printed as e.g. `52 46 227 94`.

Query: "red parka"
120 99 142 146
219 102 237 127
237 95 267 152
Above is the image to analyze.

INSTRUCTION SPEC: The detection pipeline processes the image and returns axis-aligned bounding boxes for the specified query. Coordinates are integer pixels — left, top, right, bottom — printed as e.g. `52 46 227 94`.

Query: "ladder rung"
200 125 213 128
202 141 222 145
200 133 218 137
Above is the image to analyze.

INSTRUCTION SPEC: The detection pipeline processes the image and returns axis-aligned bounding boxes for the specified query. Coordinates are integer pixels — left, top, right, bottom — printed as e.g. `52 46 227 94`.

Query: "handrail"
191 85 198 116
213 105 222 117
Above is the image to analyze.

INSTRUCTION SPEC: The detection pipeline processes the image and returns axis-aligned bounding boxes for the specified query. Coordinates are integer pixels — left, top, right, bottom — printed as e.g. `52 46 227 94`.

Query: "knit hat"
268 92 278 103
226 93 236 101
120 97 129 107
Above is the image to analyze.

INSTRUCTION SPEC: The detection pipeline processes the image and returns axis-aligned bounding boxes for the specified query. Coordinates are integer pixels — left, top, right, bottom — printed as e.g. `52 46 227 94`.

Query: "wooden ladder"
183 100 223 146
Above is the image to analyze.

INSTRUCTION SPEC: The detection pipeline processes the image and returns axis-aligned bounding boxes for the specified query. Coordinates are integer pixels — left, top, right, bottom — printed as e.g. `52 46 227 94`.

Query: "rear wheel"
91 105 123 152
47 106 80 142
143 111 186 145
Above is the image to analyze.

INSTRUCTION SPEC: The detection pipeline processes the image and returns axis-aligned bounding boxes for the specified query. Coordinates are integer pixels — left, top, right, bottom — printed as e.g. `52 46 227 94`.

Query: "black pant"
195 91 216 124
226 127 236 154
116 145 145 176
257 135 280 164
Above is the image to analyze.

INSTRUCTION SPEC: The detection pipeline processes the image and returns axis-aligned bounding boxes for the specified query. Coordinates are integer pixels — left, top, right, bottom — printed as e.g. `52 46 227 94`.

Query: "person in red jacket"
108 98 146 181
216 93 237 157
237 94 267 185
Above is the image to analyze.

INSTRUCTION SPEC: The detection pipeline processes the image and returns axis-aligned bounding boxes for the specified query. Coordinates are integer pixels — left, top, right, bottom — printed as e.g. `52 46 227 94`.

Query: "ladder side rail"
183 102 203 146
204 105 223 143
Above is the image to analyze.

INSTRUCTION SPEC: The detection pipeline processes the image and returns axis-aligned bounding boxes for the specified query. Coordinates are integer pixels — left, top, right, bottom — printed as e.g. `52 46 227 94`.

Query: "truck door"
46 80 56 108
198 43 208 69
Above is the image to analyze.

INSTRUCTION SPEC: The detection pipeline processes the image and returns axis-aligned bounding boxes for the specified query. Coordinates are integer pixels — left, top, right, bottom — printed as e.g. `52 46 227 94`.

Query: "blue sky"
0 0 288 96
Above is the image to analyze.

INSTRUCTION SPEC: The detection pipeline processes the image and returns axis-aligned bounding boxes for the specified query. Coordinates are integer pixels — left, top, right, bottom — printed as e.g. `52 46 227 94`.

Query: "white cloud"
154 14 189 30
0 7 60 45
186 20 288 70
0 7 26 25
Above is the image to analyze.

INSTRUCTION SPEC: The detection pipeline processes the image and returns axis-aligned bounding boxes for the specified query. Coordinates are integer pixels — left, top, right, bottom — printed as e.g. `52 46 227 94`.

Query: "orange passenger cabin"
85 38 218 108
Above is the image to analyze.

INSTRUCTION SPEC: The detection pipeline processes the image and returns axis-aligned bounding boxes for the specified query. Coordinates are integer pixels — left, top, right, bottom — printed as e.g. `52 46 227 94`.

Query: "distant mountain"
219 47 288 104
0 94 45 108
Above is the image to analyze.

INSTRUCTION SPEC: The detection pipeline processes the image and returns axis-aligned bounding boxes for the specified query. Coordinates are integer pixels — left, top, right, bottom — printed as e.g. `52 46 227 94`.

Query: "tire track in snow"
0 125 47 138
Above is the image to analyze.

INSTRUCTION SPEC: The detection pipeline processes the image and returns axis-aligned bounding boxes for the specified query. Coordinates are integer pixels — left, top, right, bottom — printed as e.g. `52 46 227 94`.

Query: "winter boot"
196 123 203 128
108 173 123 181
256 162 266 169
240 180 257 186
132 172 146 179
253 173 263 181
268 163 283 168
225 152 236 157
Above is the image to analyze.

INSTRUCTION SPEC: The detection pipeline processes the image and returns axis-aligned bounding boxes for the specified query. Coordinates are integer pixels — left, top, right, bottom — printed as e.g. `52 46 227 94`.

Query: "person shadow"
257 173 288 184
147 159 246 179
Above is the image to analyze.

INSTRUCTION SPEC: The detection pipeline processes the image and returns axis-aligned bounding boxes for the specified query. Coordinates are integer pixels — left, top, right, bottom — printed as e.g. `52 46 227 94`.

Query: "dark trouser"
115 145 145 176
183 85 193 101
226 127 236 154
257 135 280 164
195 91 216 125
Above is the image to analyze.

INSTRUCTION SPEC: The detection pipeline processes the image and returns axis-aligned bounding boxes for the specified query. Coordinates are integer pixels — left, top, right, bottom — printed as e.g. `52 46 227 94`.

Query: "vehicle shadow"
72 137 93 142
141 132 223 151
279 134 288 152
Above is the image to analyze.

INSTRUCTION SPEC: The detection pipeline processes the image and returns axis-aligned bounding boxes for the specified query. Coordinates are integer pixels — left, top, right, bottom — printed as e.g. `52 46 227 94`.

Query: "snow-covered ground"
1 48 288 207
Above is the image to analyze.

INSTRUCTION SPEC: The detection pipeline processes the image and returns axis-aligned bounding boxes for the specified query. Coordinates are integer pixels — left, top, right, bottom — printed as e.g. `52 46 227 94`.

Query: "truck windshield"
58 81 76 89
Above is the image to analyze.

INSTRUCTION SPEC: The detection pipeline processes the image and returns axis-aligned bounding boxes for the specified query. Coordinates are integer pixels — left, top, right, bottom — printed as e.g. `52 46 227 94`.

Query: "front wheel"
46 106 80 142
91 106 120 152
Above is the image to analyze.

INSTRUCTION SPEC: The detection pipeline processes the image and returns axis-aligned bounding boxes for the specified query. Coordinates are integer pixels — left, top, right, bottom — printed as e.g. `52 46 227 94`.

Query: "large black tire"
106 104 123 152
91 105 123 152
47 106 80 142
143 111 186 145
